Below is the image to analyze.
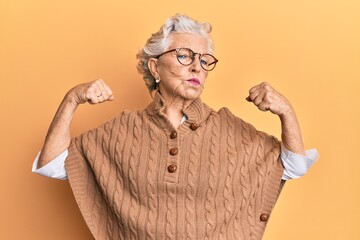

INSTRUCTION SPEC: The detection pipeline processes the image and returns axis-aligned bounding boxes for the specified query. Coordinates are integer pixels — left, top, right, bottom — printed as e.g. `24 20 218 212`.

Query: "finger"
88 91 101 104
248 83 262 94
247 82 267 101
247 88 262 102
257 101 271 112
98 79 114 101
247 81 273 102
85 84 103 104
87 94 101 104
93 80 107 98
97 93 106 103
252 90 267 106
93 79 112 101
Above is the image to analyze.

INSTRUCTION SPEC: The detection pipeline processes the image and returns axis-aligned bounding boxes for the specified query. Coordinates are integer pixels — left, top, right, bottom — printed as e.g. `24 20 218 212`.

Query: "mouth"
186 78 200 86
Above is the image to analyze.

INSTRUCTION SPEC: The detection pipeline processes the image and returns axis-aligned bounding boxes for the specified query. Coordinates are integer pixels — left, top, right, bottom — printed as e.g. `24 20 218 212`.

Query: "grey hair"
136 14 214 92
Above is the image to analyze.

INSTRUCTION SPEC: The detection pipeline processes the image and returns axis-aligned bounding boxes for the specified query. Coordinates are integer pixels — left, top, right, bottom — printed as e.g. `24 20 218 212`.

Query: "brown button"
170 131 177 139
167 164 177 173
260 213 269 222
169 147 178 156
190 123 198 130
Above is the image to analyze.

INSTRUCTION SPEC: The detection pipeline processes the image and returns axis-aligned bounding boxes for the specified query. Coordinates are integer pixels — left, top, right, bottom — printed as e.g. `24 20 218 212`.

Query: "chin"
181 89 203 100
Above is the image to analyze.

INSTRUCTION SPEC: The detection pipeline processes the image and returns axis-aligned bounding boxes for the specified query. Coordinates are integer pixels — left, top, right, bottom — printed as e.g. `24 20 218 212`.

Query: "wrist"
64 89 81 109
278 105 295 120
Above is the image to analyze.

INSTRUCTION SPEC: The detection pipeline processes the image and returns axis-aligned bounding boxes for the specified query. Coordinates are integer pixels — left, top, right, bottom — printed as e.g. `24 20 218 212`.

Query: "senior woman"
33 14 318 240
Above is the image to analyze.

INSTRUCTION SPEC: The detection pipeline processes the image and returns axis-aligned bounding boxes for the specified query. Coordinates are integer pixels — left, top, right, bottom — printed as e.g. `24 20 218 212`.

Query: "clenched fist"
68 79 115 106
246 82 293 117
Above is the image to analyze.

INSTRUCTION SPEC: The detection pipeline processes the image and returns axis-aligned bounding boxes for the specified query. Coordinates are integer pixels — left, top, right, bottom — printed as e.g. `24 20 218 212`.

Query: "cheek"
168 65 185 77
200 72 208 84
204 72 209 79
158 61 183 78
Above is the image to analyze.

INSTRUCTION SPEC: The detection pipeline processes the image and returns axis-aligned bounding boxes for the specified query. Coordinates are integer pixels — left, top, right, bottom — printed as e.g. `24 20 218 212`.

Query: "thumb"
108 95 115 101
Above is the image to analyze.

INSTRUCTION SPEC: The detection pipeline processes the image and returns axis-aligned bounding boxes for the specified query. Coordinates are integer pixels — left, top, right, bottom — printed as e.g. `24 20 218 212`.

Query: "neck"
164 108 184 129
159 92 194 129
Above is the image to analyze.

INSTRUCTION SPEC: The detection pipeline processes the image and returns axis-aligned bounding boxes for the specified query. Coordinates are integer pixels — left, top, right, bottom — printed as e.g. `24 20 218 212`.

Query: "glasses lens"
176 48 193 65
200 54 217 71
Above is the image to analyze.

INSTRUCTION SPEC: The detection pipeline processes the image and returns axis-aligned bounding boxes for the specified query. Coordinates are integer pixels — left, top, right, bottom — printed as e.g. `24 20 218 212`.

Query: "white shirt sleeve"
32 150 68 180
280 143 319 180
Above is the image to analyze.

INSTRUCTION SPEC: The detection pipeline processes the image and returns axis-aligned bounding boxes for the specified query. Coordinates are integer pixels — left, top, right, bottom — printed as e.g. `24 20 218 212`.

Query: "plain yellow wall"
1 0 359 239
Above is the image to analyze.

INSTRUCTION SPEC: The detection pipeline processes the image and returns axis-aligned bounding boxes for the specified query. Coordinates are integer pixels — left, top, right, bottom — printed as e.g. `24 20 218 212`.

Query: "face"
151 33 210 102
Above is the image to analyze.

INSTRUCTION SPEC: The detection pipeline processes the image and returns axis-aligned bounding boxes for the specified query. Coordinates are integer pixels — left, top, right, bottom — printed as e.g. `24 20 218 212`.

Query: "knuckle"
263 94 271 102
87 85 96 92
263 85 271 91
85 93 92 99
93 80 101 85
263 93 272 102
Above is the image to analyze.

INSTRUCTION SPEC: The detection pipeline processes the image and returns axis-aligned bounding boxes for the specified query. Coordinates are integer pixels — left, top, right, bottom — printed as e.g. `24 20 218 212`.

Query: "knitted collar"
145 91 212 131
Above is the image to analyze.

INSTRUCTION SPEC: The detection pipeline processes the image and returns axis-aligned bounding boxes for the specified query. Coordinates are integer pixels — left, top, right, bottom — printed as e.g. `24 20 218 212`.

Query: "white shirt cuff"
280 143 319 180
32 150 68 180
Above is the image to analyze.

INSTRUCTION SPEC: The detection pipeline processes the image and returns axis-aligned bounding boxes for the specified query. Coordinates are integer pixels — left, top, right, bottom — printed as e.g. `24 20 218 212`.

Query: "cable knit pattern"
146 123 160 239
128 113 142 239
65 92 284 240
166 183 177 239
204 113 220 240
113 113 127 238
185 126 202 239
220 109 237 239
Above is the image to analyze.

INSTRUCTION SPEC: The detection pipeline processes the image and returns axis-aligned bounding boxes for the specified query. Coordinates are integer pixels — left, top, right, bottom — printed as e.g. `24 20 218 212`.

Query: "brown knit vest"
65 92 284 240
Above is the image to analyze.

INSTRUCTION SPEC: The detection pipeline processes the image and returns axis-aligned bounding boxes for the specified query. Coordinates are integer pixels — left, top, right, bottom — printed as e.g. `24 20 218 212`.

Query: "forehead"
168 33 209 53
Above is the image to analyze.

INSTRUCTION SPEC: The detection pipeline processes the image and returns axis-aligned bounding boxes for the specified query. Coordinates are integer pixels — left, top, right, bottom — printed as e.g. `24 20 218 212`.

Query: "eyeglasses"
155 48 219 71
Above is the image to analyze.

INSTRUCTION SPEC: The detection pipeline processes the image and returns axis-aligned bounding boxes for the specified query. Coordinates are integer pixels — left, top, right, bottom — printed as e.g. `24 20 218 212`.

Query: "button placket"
164 129 180 183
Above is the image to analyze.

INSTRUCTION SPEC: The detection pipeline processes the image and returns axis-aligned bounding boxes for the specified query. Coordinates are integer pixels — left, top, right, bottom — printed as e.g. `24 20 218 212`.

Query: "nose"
189 54 201 73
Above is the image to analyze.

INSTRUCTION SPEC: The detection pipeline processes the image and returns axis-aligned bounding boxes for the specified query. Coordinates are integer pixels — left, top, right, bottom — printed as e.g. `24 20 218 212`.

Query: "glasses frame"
154 48 219 71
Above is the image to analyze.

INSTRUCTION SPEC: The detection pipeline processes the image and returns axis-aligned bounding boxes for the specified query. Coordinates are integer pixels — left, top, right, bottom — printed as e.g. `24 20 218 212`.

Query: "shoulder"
215 107 279 143
75 110 145 138
216 107 253 129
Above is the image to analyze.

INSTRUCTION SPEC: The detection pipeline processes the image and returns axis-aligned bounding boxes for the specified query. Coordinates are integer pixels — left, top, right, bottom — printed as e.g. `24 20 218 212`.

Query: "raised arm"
246 82 305 156
37 79 114 169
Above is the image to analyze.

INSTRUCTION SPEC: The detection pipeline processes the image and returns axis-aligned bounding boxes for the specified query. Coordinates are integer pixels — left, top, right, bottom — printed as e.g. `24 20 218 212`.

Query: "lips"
186 78 200 86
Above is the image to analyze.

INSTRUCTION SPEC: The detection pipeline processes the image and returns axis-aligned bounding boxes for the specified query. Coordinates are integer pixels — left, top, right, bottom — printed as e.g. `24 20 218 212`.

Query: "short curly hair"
136 14 214 92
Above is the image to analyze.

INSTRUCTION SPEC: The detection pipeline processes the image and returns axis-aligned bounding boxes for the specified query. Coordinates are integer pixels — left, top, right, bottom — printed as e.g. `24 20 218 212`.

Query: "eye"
200 59 208 65
201 54 216 67
177 54 190 59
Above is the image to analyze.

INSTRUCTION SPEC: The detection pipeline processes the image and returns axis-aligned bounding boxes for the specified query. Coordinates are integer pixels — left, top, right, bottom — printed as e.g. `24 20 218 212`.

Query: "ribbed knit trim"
252 134 284 240
145 91 212 134
66 138 99 238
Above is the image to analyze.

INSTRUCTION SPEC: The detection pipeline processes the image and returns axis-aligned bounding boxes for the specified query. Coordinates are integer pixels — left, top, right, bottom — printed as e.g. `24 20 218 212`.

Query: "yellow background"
1 0 359 239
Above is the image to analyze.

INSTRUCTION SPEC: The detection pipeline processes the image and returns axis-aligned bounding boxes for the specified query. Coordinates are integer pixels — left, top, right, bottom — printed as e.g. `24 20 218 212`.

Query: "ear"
148 58 159 79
